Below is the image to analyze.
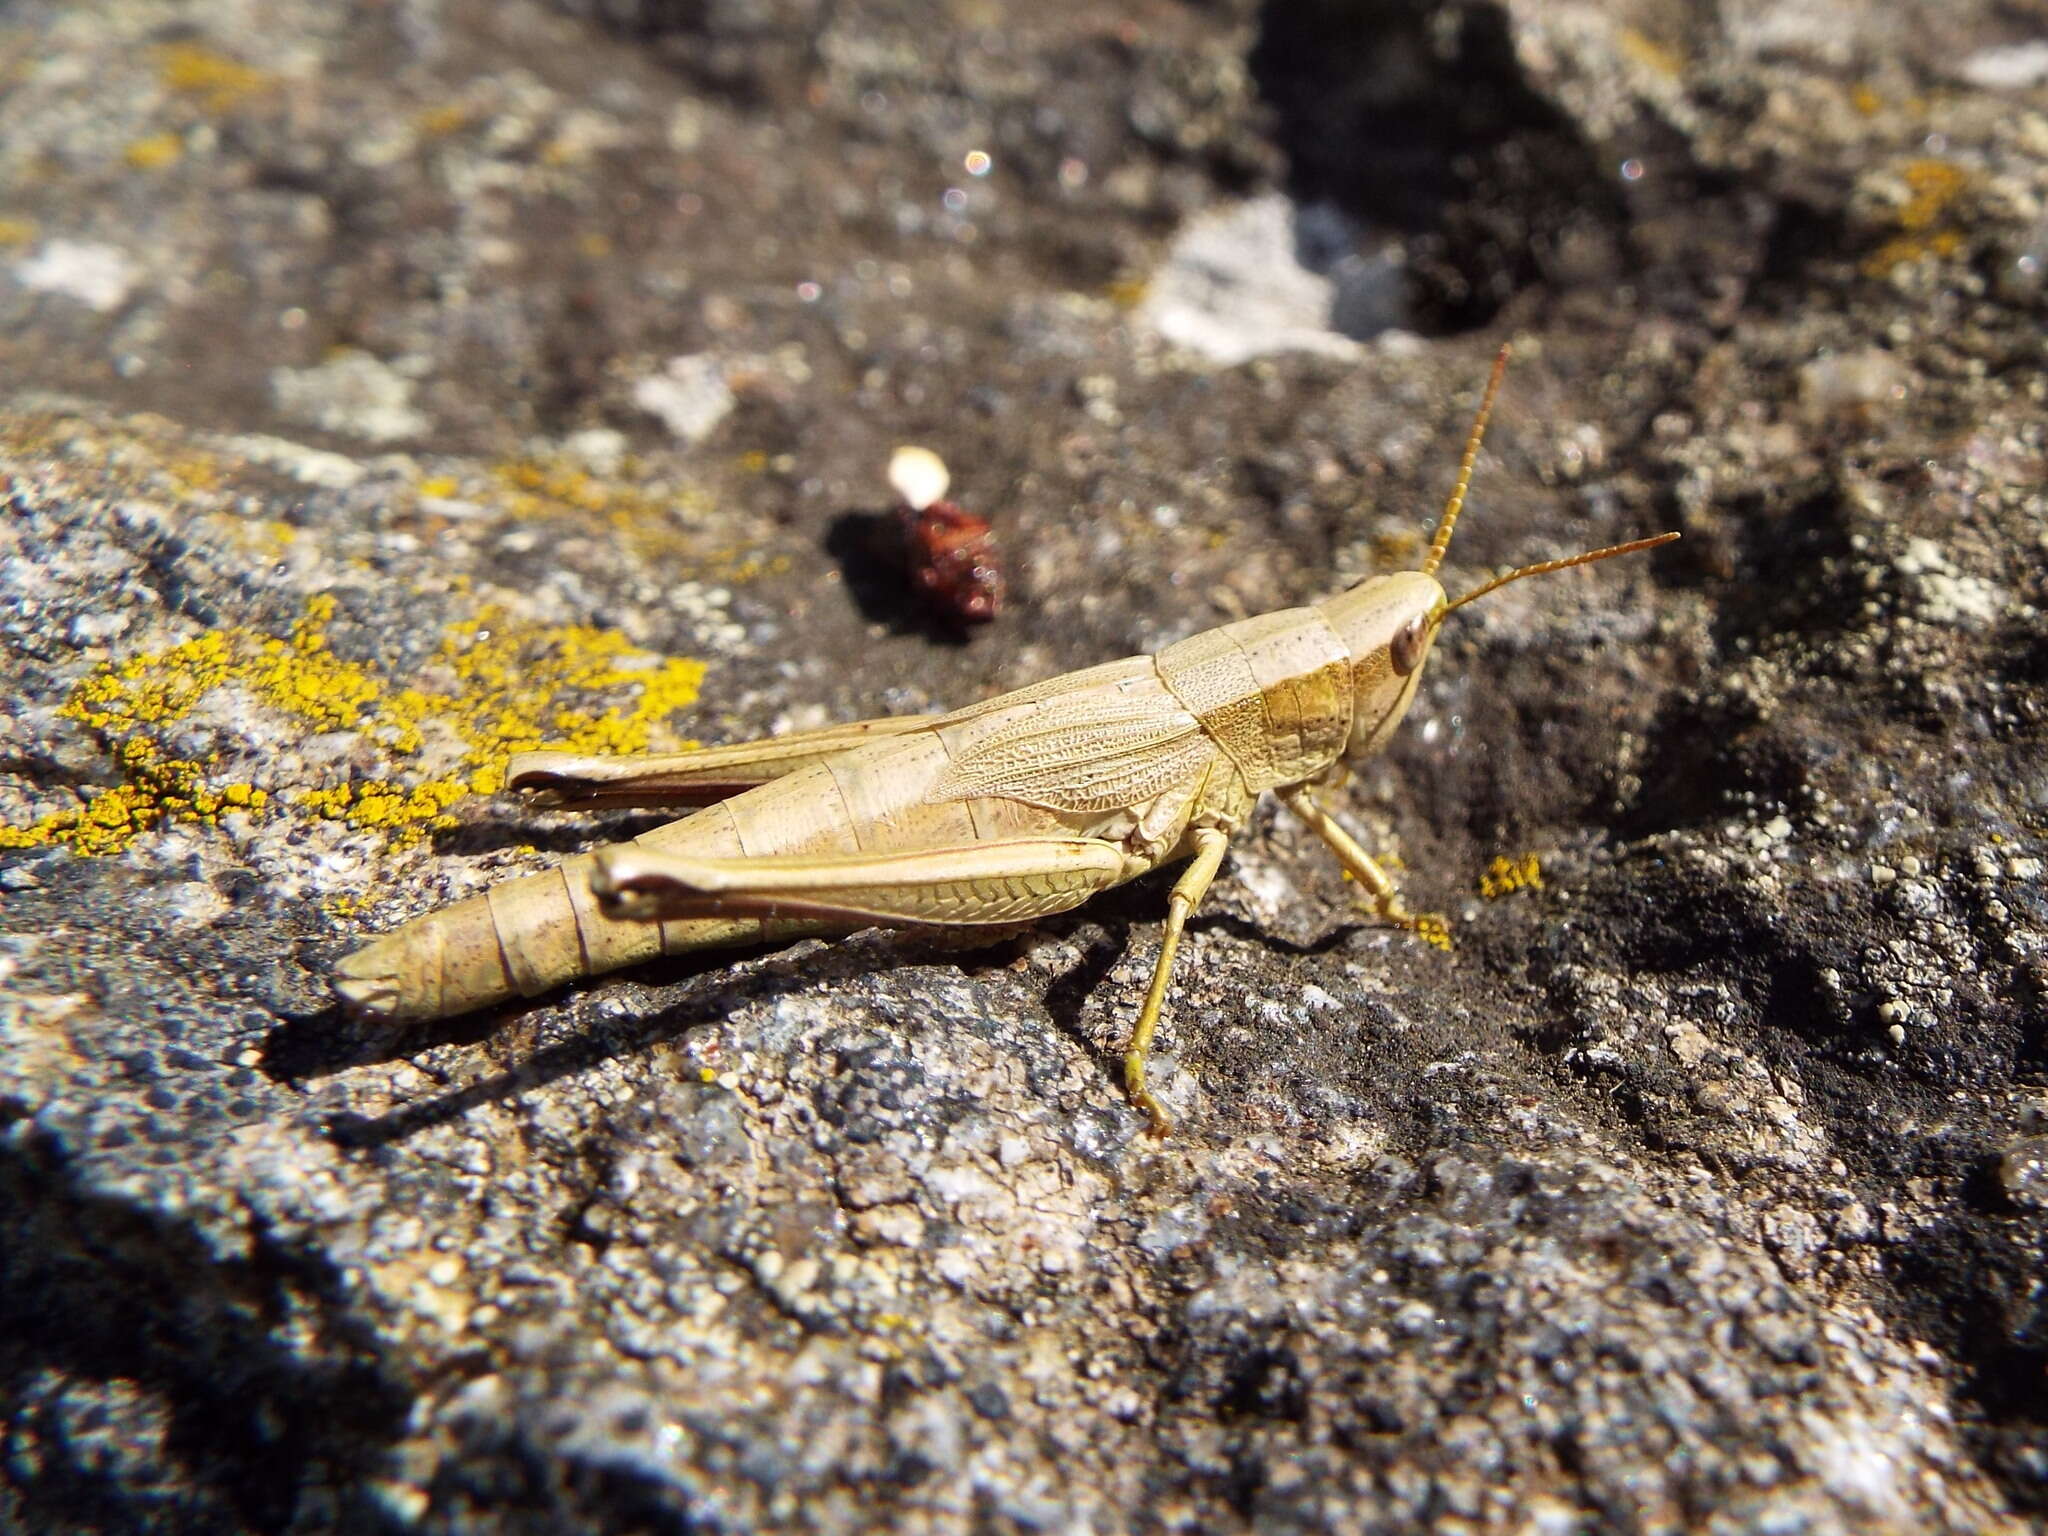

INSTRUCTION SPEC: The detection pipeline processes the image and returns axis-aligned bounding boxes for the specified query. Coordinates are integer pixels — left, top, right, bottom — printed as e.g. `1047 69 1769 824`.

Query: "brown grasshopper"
336 349 1676 1134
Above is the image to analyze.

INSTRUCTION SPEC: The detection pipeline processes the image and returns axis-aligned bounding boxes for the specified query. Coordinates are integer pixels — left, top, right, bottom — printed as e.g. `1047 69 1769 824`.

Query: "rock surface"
3 0 2046 1531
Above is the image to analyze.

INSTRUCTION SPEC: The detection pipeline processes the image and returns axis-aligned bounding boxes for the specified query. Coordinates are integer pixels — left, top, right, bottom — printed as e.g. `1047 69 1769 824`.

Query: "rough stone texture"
2 0 2046 1531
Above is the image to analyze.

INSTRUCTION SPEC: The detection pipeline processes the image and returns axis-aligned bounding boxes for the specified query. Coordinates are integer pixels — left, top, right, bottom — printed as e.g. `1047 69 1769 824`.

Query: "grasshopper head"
1315 568 1446 759
1316 346 1677 762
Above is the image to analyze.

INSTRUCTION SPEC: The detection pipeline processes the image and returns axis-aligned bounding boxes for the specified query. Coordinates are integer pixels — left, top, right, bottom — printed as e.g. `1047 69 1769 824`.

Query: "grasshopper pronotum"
336 349 1676 1134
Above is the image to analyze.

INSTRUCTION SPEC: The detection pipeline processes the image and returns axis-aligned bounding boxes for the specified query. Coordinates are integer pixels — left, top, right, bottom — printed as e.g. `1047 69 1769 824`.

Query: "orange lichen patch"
1 596 706 854
399 607 708 792
0 216 37 246
0 722 271 859
154 43 273 113
124 132 184 170
1479 853 1544 900
1850 83 1884 116
1862 159 1973 276
715 551 790 584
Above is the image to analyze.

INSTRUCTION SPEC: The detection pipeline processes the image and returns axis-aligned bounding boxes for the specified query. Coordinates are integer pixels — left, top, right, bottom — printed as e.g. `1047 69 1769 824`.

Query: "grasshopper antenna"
1420 343 1512 579
1440 532 1680 617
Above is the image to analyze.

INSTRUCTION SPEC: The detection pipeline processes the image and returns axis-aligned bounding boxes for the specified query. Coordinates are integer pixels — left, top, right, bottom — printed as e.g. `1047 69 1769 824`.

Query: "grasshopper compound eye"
1390 614 1431 676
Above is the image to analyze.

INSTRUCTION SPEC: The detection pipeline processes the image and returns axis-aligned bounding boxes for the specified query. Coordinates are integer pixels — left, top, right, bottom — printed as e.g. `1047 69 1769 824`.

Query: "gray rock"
2 0 2045 1531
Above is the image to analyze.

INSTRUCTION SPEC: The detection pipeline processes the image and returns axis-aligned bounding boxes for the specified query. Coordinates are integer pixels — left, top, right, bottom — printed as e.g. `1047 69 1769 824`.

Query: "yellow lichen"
480 455 752 575
496 457 626 516
1 596 705 854
0 216 37 246
1411 913 1453 952
1617 28 1685 79
1862 159 1972 276
415 103 470 138
154 43 272 113
124 132 184 170
1479 853 1544 900
1105 275 1150 309
160 451 223 495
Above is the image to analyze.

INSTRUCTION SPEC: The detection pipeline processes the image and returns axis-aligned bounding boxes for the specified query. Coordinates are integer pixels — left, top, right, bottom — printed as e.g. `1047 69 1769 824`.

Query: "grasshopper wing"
933 686 1212 814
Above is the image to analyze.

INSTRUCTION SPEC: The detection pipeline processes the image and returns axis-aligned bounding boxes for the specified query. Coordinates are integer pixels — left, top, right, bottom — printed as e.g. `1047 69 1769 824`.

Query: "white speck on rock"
632 355 735 444
271 349 430 444
227 432 369 488
1895 538 2007 629
1804 1407 1909 1521
164 880 230 931
1136 1201 1210 1258
67 609 132 645
1228 849 1298 920
562 427 628 475
1957 40 2048 91
14 240 139 312
1915 571 2007 629
1798 348 1907 417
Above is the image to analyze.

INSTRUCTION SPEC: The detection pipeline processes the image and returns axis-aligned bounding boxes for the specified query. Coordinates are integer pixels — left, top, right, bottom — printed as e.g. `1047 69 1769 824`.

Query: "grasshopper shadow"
307 926 1032 1150
427 808 679 858
275 853 1378 1117
259 934 800 1086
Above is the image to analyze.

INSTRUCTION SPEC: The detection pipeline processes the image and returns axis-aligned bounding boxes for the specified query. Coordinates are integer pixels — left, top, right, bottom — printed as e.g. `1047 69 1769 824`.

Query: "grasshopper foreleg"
1123 826 1230 1139
1278 785 1451 952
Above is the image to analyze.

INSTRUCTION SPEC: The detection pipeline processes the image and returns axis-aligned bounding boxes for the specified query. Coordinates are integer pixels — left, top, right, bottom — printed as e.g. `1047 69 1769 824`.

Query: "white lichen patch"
13 239 139 312
1136 193 1372 366
224 432 371 488
1893 538 2009 629
270 349 429 443
1958 40 2048 92
632 354 735 444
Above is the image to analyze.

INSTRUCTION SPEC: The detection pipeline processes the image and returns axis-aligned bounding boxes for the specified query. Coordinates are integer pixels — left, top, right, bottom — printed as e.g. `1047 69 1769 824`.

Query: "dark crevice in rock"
0 1126 413 1535
1250 0 1625 334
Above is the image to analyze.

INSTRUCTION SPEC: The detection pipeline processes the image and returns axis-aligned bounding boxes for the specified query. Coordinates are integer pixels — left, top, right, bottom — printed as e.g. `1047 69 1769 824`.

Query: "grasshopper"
336 349 1676 1134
